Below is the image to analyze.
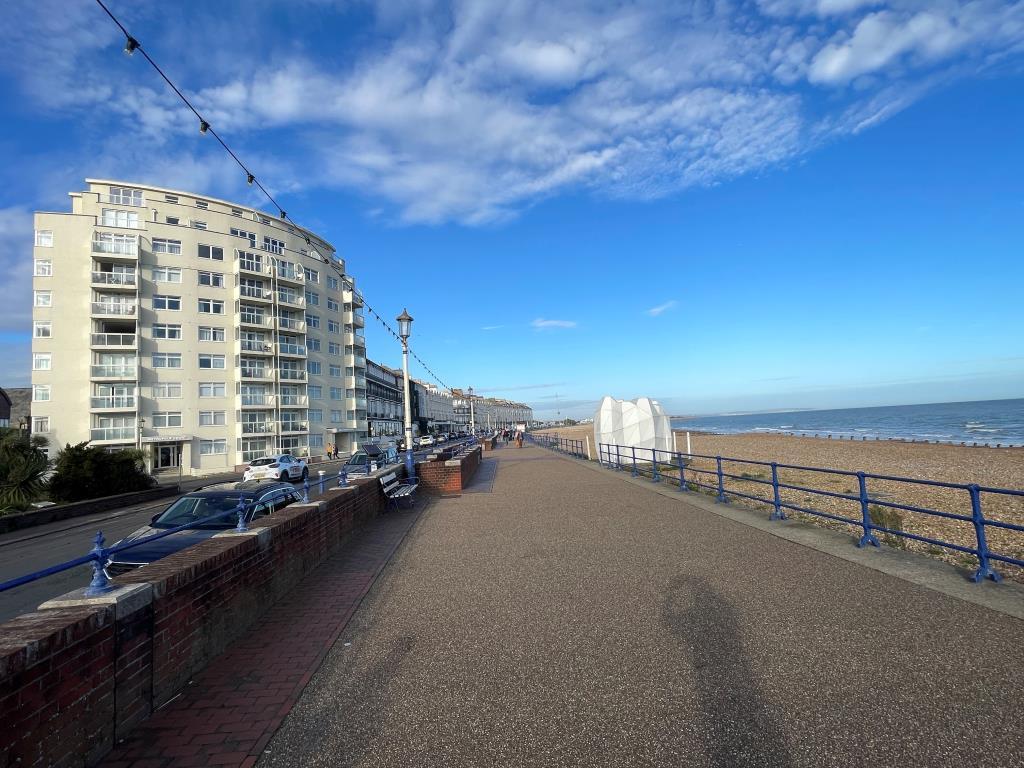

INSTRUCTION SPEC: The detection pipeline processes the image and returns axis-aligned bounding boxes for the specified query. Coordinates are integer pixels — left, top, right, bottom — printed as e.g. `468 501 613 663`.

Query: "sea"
671 398 1024 447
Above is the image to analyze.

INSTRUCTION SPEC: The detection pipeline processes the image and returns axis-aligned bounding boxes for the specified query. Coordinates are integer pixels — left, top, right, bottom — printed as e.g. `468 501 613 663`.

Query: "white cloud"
532 318 578 329
646 300 677 317
481 325 504 330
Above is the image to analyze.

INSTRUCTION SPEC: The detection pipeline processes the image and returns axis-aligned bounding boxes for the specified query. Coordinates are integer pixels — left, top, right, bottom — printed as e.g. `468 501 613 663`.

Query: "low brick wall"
479 437 498 451
416 447 482 497
0 473 391 768
0 485 181 535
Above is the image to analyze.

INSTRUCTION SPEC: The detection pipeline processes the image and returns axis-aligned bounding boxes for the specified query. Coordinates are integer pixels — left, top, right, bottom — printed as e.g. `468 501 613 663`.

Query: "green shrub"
48 443 155 503
0 428 51 513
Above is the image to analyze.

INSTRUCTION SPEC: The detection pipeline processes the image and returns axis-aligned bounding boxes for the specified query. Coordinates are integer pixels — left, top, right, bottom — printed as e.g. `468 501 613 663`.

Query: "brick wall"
415 447 482 497
0 475 389 768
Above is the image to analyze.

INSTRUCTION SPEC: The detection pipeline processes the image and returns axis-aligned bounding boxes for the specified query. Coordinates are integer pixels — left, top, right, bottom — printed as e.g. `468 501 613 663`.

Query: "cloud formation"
646 300 677 317
532 318 578 329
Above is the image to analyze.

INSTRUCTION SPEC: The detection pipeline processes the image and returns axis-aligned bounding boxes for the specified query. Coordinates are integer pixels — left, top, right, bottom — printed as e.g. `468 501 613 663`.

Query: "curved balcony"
239 368 275 382
238 285 272 303
278 369 306 381
91 333 137 349
279 422 308 435
91 271 137 290
240 394 275 408
91 302 137 318
91 364 137 380
240 339 274 355
279 395 308 408
241 422 275 435
277 343 307 358
90 395 136 410
90 426 136 442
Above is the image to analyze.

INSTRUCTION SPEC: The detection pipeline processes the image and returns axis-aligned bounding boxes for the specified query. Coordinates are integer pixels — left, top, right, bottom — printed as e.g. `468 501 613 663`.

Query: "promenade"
108 445 1023 767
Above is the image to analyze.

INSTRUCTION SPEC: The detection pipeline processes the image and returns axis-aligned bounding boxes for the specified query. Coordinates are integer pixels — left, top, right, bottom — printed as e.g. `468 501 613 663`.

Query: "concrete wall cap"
39 582 153 619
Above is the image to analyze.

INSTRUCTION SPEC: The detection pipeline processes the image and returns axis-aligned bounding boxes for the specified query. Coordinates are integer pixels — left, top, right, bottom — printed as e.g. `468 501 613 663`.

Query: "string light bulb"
199 120 210 135
247 173 255 185
124 36 139 55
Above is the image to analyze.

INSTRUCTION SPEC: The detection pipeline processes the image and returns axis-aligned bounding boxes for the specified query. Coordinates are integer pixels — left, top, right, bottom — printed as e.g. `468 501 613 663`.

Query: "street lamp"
396 309 415 480
137 417 145 451
468 386 475 435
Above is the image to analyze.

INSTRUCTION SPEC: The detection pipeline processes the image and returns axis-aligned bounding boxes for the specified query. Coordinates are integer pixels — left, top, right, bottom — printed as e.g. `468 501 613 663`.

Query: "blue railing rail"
597 442 1024 584
526 432 588 458
0 461 404 600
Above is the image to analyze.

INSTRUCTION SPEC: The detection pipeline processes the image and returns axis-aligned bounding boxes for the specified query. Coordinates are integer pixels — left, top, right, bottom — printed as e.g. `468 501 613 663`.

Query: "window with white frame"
34 230 53 247
307 338 321 352
152 382 182 398
309 409 323 423
198 326 226 342
195 200 209 210
330 387 342 400
164 194 178 203
101 208 139 228
32 353 51 370
305 290 319 306
153 295 181 310
328 320 340 334
198 244 224 260
151 411 183 428
33 384 51 402
109 187 143 206
305 314 320 329
238 250 262 271
152 238 182 255
232 228 257 246
199 354 226 369
152 266 182 283
93 232 136 254
330 410 342 423
308 385 322 399
327 276 339 290
304 268 319 283
199 382 226 398
231 208 243 217
263 236 284 254
34 259 52 276
309 434 324 449
200 439 227 455
307 361 322 375
152 353 182 368
34 291 52 307
152 323 182 339
199 410 227 426
198 298 225 314
329 365 341 378
328 342 340 356
198 270 224 287
32 416 50 433
192 220 207 230
166 216 180 225
327 297 339 311
33 321 52 338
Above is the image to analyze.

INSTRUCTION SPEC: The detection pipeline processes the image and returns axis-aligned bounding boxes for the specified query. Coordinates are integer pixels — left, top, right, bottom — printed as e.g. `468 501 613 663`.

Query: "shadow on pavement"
663 575 791 768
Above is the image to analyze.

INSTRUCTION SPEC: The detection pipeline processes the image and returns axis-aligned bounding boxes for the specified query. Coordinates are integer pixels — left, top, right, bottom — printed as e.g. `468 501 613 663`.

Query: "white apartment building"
452 390 533 431
31 179 368 475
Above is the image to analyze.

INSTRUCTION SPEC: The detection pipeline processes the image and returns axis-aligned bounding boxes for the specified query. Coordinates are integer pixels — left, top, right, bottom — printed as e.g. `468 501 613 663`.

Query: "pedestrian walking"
326 442 334 460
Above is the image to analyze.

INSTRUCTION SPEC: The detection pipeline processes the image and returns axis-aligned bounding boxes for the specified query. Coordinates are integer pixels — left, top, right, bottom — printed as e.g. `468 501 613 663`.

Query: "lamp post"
396 309 415 480
468 386 475 435
137 417 145 450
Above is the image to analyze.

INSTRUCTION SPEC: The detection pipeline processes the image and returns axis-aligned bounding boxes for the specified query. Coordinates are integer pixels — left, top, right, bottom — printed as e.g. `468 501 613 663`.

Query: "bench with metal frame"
380 471 419 511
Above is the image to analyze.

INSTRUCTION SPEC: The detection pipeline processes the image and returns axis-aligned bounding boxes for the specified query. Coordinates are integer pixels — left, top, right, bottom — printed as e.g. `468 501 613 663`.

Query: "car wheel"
280 471 288 481
301 467 308 480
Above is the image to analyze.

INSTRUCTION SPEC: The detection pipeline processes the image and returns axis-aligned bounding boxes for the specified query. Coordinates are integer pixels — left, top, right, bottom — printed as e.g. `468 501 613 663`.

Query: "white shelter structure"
593 397 673 454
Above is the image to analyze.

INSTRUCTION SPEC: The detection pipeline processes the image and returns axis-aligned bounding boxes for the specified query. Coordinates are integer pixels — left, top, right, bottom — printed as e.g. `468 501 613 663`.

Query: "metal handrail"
594 442 1024 583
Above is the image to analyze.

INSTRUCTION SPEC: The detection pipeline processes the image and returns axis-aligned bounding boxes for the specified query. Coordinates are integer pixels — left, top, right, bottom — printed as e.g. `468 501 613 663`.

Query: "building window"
34 291 52 307
199 354 226 369
109 187 143 206
152 353 182 369
198 244 224 260
101 208 139 228
199 411 227 426
231 228 257 246
330 387 342 400
198 298 225 314
308 385 322 400
165 216 180 225
198 326 226 342
33 353 51 370
152 238 182 255
33 321 52 338
309 434 324 449
195 200 209 210
329 342 340 356
153 382 182 398
309 409 323 423
152 266 182 283
35 230 54 247
199 382 226 397
307 361 322 375
308 338 321 352
330 410 342 423
263 237 284 254
305 290 319 306
306 314 320 329
153 295 181 310
32 417 50 433
34 259 52 276
152 412 183 428
192 220 207 230
200 439 227 455
328 320 340 334
33 385 51 402
152 323 182 339
327 297 339 311
164 194 179 203
329 365 341 378
231 208 243 217
198 271 225 287
304 268 319 283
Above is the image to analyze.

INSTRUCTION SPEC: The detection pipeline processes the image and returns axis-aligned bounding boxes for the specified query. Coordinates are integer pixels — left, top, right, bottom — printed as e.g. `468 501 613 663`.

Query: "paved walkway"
260 445 1023 767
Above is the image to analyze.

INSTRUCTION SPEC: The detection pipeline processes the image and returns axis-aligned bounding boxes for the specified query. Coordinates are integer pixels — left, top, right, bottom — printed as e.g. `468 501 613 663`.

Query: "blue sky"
1 0 1022 418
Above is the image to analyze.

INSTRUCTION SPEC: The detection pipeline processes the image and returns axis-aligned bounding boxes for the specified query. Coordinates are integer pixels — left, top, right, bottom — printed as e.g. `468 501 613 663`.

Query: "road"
0 441 470 623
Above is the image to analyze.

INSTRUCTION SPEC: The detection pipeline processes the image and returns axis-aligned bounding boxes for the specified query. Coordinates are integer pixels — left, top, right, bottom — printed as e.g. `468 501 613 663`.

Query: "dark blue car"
105 481 302 577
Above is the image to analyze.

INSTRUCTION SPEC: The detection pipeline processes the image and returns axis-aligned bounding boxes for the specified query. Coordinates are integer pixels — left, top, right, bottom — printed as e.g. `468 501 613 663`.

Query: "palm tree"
0 428 51 513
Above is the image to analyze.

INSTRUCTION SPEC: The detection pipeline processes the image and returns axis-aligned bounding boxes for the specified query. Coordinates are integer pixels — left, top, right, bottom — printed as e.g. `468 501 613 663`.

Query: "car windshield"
152 495 250 529
250 458 277 466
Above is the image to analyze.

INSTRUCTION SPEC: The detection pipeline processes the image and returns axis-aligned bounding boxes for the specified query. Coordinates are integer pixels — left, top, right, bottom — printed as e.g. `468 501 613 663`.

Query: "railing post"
615 444 621 470
235 498 249 532
715 456 726 503
651 448 660 482
302 478 310 503
83 532 113 597
677 453 686 491
969 484 1001 582
631 446 638 477
338 467 348 488
769 462 785 520
856 472 880 547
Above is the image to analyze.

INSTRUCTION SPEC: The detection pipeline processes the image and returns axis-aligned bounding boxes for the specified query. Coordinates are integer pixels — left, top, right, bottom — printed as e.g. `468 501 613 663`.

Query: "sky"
0 0 1021 418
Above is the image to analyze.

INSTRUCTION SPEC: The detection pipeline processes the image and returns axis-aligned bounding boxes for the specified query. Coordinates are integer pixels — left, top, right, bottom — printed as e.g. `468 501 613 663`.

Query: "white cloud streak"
646 300 678 317
531 318 578 329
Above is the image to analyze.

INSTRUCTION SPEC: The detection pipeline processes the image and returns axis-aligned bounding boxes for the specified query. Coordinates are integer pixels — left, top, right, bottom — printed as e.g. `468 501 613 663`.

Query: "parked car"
343 444 398 475
105 481 303 577
418 434 436 447
243 454 308 481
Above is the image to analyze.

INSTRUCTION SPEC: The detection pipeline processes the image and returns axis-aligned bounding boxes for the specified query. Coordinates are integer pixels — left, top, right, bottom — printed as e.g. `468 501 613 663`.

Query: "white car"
418 435 436 447
243 454 308 482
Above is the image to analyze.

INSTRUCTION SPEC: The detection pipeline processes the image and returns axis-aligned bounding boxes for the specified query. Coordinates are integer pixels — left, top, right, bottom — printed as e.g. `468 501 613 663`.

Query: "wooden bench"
380 472 419 511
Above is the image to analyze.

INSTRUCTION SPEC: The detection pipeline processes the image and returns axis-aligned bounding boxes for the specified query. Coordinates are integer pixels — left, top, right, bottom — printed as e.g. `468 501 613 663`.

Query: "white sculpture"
593 396 674 456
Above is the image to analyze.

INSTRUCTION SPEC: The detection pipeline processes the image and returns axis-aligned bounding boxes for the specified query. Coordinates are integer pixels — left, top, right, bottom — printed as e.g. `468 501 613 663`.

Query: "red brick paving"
100 506 425 768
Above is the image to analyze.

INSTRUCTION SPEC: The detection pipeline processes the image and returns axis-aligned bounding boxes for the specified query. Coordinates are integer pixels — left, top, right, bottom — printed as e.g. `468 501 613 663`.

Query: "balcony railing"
279 396 308 407
279 369 306 381
90 426 136 441
276 317 304 331
277 343 307 356
239 314 273 328
240 340 273 353
241 423 275 434
91 302 136 316
98 194 146 207
279 423 308 433
99 216 144 229
91 333 136 347
240 286 272 300
240 394 274 406
91 364 136 378
276 293 305 307
239 261 265 274
275 267 305 282
90 395 136 409
91 271 137 287
91 239 138 256
240 369 273 380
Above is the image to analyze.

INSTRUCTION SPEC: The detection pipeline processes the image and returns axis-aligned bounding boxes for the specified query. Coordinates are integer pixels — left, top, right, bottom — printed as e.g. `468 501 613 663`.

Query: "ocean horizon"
670 398 1024 447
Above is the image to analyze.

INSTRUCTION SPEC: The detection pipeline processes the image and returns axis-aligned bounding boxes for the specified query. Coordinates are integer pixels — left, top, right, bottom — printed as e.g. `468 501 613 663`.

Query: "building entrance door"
155 444 180 470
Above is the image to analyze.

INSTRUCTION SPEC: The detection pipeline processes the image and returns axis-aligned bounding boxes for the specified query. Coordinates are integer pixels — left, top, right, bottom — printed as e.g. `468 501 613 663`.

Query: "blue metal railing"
596 442 1024 583
527 433 588 459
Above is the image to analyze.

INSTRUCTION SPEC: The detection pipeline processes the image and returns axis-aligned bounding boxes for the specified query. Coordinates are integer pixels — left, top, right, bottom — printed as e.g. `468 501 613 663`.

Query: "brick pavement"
100 501 428 768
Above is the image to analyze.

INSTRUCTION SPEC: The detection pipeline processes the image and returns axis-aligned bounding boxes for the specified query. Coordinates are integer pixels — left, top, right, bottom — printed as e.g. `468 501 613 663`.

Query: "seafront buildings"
30 179 368 474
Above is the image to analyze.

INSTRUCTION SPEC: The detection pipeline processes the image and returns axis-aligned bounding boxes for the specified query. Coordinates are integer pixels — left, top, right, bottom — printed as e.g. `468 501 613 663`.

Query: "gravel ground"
260 446 1024 768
